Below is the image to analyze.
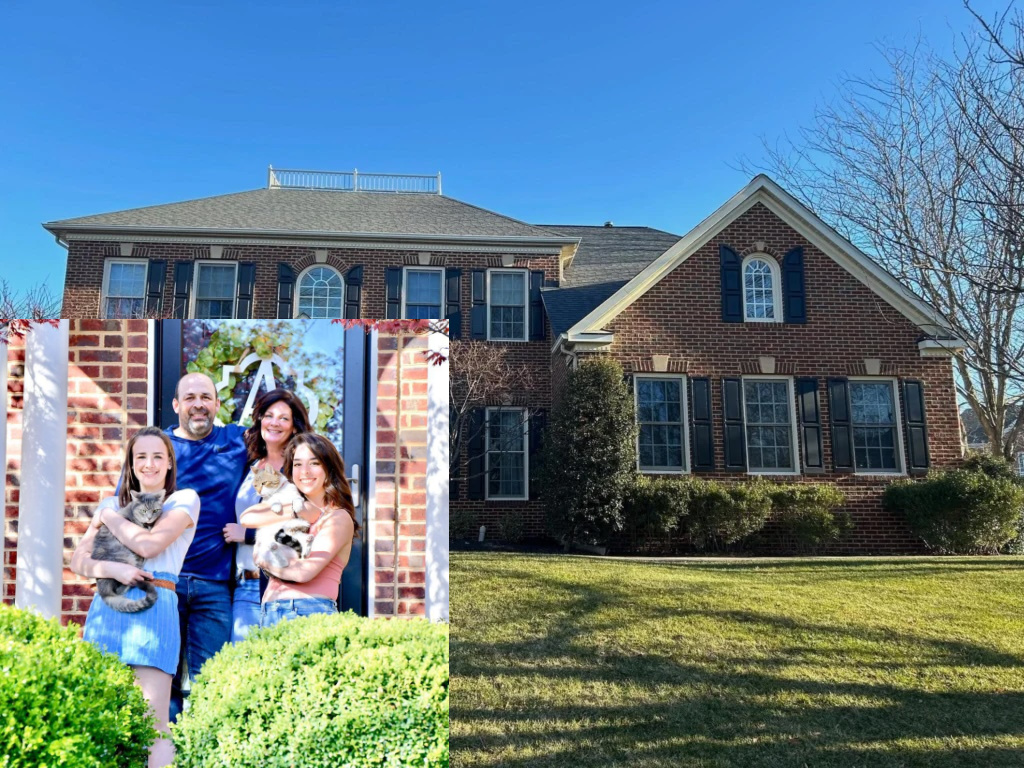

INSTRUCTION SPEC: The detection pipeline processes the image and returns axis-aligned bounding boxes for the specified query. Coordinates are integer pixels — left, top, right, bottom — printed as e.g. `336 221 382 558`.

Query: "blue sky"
0 0 1007 300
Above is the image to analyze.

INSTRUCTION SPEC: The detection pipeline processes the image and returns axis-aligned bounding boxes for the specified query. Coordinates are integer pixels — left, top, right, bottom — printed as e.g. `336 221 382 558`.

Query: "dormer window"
742 255 782 322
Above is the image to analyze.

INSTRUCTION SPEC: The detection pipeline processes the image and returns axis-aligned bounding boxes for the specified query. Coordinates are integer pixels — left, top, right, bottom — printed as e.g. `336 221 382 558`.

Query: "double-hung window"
102 260 148 319
403 267 444 319
193 262 238 319
488 270 527 341
296 266 344 318
485 407 528 500
635 375 688 472
850 380 902 472
743 378 798 473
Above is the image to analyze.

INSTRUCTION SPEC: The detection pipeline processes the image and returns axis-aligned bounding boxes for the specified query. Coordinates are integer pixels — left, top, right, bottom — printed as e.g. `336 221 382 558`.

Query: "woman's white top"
235 463 298 573
93 489 200 575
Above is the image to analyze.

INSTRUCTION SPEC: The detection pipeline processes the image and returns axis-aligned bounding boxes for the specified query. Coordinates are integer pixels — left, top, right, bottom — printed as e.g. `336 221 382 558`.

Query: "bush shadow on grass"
451 559 1024 768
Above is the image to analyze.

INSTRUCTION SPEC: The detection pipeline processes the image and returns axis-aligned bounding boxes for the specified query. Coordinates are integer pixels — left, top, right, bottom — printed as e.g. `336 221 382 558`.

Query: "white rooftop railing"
267 166 442 195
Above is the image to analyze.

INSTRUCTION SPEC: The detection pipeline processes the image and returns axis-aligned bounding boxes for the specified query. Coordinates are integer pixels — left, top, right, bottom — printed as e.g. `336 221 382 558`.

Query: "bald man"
165 373 248 720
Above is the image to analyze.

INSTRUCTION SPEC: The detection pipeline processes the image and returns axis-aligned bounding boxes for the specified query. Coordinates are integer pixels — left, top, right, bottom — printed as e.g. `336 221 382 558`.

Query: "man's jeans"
170 576 232 722
260 597 338 628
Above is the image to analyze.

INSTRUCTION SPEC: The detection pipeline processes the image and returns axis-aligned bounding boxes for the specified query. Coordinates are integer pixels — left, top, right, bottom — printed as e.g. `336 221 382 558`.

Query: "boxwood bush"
622 475 689 550
884 467 1024 554
172 612 449 768
0 605 155 768
683 478 773 551
767 484 852 551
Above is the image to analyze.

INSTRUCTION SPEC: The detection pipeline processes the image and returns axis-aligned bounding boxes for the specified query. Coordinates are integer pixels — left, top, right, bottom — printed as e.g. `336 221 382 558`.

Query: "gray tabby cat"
93 490 165 613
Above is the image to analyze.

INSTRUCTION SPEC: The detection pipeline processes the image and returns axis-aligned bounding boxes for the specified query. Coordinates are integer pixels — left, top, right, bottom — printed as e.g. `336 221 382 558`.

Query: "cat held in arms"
92 490 166 613
250 465 314 572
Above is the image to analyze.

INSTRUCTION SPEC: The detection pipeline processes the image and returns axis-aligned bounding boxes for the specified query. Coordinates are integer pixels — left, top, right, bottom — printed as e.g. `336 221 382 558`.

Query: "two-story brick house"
46 170 965 552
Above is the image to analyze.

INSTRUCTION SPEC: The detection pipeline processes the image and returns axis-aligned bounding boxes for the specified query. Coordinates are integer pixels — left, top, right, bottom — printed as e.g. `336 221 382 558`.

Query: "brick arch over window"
741 254 782 322
294 264 345 319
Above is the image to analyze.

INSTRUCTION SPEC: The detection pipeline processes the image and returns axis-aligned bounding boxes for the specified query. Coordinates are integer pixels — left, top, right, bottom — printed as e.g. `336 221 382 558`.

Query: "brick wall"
4 321 432 623
595 202 962 553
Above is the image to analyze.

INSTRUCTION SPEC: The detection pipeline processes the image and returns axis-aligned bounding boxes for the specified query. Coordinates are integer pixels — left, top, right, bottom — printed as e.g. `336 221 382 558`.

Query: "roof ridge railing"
267 166 442 195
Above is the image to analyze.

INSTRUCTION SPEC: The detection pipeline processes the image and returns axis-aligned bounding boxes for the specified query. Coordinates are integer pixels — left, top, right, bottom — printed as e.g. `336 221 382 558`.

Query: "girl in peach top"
240 433 357 626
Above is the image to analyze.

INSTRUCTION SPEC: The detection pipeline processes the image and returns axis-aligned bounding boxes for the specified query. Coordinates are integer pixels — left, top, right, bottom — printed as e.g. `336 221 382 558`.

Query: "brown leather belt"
238 569 260 581
149 578 176 591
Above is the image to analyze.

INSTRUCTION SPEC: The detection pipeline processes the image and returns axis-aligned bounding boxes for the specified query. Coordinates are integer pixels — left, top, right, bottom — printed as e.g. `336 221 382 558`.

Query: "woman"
70 426 200 768
241 432 357 627
223 388 310 642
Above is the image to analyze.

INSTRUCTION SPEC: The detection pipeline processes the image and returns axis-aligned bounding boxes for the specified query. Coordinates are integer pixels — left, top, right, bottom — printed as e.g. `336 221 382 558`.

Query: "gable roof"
562 175 964 346
537 225 680 337
43 188 574 244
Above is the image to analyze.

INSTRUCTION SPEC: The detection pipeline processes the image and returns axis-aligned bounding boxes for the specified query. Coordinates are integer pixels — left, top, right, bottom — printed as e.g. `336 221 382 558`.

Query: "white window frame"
486 268 529 342
294 264 346 319
1016 452 1024 477
634 373 690 474
848 376 907 476
484 406 529 501
190 261 239 320
401 266 445 320
741 254 782 323
101 258 149 320
741 375 800 476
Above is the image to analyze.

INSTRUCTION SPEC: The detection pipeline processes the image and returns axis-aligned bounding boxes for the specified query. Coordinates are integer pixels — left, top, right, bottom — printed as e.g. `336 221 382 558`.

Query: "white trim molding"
564 175 968 349
16 321 70 618
426 330 449 622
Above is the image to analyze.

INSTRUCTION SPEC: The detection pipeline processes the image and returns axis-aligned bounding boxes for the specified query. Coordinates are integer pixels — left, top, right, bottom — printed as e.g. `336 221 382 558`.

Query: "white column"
16 321 69 618
0 340 8 543
426 329 449 622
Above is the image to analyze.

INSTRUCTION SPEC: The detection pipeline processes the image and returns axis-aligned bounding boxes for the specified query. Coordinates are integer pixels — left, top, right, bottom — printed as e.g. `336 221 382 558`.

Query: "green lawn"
451 553 1024 768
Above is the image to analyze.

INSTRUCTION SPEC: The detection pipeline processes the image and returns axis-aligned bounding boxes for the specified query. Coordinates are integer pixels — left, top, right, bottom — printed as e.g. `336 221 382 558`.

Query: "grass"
450 553 1024 767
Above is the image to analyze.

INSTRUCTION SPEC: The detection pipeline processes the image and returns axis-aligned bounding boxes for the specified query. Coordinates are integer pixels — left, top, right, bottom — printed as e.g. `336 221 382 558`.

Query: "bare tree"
0 280 61 344
744 11 1024 458
449 340 540 489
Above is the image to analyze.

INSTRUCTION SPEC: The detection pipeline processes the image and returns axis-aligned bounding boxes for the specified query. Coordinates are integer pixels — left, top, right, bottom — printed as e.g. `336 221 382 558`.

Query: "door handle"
347 464 360 509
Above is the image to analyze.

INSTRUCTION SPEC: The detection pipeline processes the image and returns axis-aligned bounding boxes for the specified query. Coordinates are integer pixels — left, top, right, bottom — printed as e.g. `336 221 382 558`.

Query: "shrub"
0 605 155 768
768 484 852 551
540 357 637 548
683 479 773 551
622 474 689 549
449 507 477 541
172 613 449 768
495 510 525 543
961 452 1019 481
884 468 1024 554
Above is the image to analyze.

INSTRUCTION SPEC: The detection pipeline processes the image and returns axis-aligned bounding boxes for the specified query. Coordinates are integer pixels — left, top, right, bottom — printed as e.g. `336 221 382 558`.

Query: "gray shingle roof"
44 188 566 241
539 225 680 336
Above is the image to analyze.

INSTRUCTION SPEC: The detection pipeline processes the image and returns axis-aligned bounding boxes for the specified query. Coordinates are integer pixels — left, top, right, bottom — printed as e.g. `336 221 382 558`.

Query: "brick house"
45 169 964 553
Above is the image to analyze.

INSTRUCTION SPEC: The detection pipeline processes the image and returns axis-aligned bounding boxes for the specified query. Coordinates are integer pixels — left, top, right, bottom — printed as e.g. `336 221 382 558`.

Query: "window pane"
850 383 899 471
744 380 793 471
298 267 344 319
491 272 525 305
490 306 525 340
744 259 776 320
636 377 686 471
107 263 147 299
486 409 526 498
407 271 442 306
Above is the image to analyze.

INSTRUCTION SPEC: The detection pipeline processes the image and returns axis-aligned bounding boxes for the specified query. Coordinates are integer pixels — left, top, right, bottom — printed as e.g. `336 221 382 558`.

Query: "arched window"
296 266 345 319
742 255 781 322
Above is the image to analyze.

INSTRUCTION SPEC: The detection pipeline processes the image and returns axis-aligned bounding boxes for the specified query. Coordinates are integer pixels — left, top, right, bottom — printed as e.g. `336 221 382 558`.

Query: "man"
165 372 249 720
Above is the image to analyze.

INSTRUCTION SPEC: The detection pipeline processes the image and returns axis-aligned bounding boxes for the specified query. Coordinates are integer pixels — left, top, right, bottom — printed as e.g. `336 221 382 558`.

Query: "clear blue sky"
0 0 1007 299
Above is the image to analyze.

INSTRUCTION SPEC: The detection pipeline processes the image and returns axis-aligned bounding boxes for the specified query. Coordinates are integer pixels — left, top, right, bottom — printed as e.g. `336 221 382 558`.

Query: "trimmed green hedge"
172 613 449 768
0 606 155 768
884 466 1024 554
766 484 851 552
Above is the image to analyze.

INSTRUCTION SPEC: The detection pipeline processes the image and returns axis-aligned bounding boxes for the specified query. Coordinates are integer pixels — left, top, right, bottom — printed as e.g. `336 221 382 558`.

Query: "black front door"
154 319 369 615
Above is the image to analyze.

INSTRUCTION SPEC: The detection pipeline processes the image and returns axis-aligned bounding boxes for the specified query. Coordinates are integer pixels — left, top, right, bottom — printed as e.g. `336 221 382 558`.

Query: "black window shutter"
783 246 807 323
720 245 743 323
471 270 487 339
145 260 166 317
446 268 462 339
467 409 486 500
386 268 402 319
722 377 746 470
529 271 545 340
902 380 930 475
796 377 824 473
450 404 461 500
344 266 363 319
172 262 193 319
235 263 256 319
689 377 715 471
277 263 295 318
827 378 855 472
528 409 547 499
